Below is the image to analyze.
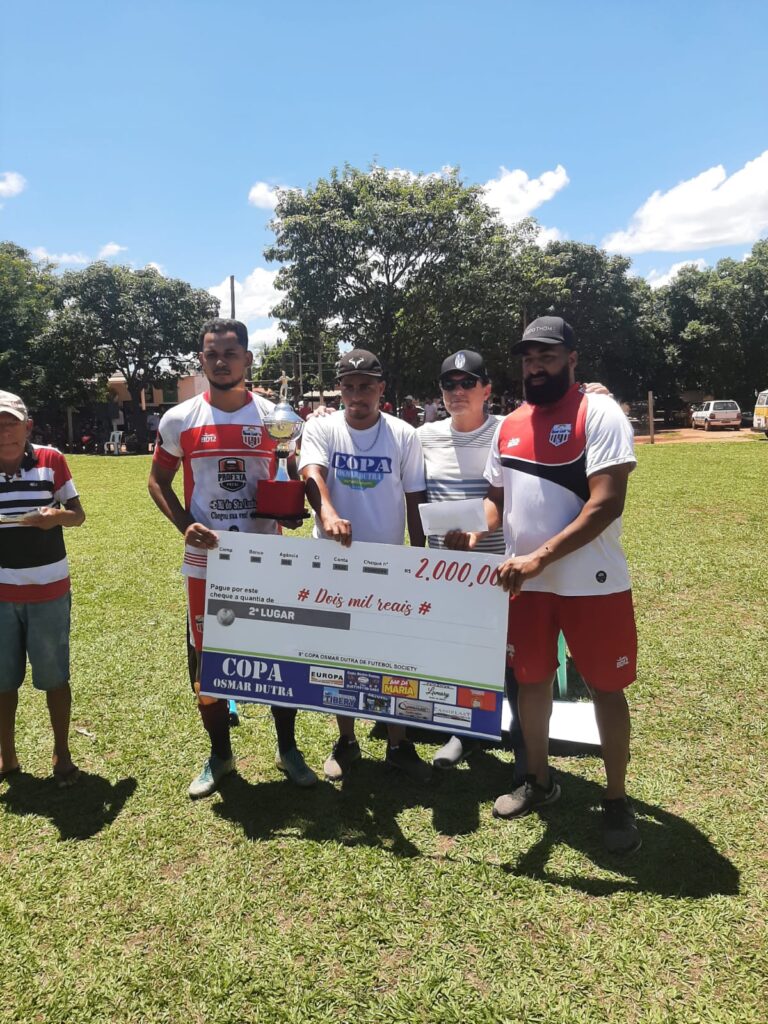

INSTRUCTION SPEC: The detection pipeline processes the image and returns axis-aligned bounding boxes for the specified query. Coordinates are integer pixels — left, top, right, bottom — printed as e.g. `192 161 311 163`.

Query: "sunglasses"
440 378 480 391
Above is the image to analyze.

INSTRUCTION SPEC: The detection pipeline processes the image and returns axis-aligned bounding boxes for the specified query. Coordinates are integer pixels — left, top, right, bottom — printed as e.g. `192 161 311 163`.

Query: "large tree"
56 263 218 445
657 242 768 408
265 165 517 400
532 241 662 399
0 242 58 401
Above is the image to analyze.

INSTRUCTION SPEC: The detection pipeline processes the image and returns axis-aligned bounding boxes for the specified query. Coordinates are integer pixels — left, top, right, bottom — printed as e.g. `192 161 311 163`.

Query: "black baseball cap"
336 349 384 379
440 350 488 381
512 316 576 354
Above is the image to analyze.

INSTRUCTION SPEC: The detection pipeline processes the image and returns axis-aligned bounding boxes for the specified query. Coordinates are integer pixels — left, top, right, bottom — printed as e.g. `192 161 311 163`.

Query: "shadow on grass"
498 770 740 899
0 771 137 840
213 748 514 857
213 760 738 899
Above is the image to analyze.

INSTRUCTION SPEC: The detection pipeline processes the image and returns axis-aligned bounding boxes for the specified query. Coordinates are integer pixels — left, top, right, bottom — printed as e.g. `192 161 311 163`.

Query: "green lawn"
1 440 767 1023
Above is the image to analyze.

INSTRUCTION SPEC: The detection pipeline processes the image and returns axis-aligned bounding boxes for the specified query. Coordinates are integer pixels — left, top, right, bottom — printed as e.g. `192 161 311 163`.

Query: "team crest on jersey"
218 457 247 491
549 423 572 447
241 425 262 449
506 437 521 448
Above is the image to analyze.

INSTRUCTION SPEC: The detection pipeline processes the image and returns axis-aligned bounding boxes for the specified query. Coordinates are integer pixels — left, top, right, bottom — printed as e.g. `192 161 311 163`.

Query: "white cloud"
386 165 456 182
30 246 88 266
536 225 563 247
646 258 708 290
145 261 165 275
248 181 281 209
249 323 284 349
603 150 768 254
208 267 284 322
482 164 569 227
98 241 127 259
0 171 26 200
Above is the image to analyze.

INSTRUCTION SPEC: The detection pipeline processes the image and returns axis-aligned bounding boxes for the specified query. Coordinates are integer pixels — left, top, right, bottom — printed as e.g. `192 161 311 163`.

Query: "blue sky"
2 0 767 349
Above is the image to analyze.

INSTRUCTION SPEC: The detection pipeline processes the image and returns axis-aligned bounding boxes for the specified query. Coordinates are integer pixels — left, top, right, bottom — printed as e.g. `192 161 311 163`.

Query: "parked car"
691 400 742 431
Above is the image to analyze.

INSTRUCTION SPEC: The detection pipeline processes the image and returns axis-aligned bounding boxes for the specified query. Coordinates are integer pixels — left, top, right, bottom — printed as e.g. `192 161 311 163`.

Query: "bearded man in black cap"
447 317 640 855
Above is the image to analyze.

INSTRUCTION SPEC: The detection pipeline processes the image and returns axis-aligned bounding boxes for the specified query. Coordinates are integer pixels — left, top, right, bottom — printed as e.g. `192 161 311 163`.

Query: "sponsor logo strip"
433 705 472 727
345 670 382 692
309 666 345 687
419 681 457 705
457 687 497 711
395 698 433 722
382 676 419 698
322 687 358 710
203 645 501 689
361 694 393 715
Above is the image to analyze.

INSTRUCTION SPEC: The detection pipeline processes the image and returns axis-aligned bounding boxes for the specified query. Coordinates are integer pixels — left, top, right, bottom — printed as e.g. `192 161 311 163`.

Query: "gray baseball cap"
0 391 28 421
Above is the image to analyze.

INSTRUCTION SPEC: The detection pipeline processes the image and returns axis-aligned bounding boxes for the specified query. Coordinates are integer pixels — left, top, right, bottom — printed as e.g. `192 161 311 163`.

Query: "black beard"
523 365 571 405
209 376 243 391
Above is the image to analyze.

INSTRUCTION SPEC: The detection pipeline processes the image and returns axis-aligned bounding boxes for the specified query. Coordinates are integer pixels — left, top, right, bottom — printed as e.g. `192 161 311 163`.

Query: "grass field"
1 440 767 1023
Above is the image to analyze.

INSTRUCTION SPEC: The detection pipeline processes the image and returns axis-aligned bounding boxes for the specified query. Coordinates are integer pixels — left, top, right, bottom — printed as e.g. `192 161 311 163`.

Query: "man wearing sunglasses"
419 351 526 776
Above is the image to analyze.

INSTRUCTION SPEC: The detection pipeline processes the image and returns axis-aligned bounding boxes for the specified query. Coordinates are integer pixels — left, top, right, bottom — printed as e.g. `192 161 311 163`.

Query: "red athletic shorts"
186 577 206 653
506 590 637 691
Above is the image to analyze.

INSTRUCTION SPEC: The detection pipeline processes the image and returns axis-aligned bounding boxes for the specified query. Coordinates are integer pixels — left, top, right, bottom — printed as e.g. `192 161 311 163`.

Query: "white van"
754 391 768 436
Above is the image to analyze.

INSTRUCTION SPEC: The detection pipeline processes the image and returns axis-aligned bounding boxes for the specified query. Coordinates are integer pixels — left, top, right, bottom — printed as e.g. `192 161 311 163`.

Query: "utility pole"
229 273 253 390
317 336 325 406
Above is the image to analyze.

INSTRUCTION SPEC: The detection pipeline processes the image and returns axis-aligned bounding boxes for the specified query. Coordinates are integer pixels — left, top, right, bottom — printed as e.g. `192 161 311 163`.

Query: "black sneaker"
385 740 432 783
493 773 561 819
602 797 641 855
323 737 362 781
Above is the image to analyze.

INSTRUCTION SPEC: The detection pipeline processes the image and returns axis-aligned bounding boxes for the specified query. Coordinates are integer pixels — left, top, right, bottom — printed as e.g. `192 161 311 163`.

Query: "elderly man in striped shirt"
0 391 85 787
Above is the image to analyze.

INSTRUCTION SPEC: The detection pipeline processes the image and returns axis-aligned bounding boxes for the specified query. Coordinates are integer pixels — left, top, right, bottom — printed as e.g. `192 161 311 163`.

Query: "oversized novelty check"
199 533 507 739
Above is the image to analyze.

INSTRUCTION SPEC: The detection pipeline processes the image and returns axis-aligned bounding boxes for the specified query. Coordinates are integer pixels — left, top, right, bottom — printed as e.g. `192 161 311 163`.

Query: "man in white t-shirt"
148 318 316 799
299 349 431 783
448 317 640 855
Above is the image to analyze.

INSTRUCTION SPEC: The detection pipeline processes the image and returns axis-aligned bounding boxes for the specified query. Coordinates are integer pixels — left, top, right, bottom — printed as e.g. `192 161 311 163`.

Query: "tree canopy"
55 263 218 442
3 171 768 423
266 165 535 399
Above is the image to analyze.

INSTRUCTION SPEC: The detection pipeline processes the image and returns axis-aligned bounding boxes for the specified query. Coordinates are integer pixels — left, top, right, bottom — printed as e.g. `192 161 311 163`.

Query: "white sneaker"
188 755 235 799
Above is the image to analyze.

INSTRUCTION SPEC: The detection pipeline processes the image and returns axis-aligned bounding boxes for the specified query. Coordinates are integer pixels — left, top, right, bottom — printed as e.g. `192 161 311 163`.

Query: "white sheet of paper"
418 498 487 537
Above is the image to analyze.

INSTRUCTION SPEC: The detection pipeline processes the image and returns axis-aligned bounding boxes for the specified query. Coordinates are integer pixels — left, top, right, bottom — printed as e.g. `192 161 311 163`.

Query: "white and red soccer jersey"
0 444 78 602
484 385 636 596
154 392 280 578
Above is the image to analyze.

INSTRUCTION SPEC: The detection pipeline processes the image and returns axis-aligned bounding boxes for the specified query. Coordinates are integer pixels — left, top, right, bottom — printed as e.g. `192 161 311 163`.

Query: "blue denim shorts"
0 592 71 692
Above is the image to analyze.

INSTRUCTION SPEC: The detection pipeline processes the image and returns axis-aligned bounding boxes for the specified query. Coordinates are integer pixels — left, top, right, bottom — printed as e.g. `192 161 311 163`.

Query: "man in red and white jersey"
148 318 316 799
448 316 640 855
0 391 85 788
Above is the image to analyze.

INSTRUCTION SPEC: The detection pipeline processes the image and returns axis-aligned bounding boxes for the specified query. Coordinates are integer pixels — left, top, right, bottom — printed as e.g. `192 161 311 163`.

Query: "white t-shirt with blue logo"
299 411 426 545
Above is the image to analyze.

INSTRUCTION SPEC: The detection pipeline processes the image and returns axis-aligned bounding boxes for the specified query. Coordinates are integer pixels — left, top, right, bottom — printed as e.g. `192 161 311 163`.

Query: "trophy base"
256 479 306 519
